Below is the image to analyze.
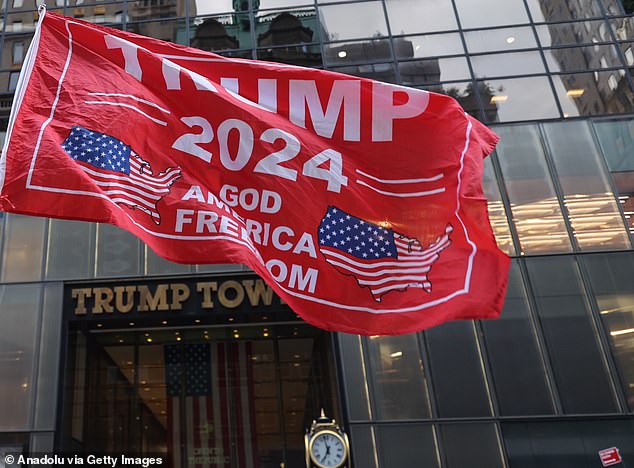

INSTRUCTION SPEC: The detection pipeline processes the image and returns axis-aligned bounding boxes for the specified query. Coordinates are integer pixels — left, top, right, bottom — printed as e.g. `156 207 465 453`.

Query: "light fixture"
611 328 634 336
96 323 103 328
162 320 168 325
338 50 347 58
146 338 153 343
129 322 135 326
506 36 515 44
195 319 201 324
566 88 585 97
490 95 508 103
390 351 403 358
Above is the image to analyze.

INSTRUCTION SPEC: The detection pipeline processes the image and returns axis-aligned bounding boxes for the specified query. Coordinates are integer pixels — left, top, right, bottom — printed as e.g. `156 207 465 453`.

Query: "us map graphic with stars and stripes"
61 126 182 224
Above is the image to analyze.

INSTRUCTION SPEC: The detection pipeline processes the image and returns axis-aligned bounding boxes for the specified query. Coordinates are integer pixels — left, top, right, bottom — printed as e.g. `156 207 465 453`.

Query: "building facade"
0 0 634 466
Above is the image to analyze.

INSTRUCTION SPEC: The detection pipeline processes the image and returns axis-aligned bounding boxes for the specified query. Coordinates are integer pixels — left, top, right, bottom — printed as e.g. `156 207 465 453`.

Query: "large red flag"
0 8 509 335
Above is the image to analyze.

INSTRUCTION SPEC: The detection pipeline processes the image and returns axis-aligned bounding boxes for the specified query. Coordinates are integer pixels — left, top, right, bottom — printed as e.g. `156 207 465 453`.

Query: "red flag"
0 8 509 335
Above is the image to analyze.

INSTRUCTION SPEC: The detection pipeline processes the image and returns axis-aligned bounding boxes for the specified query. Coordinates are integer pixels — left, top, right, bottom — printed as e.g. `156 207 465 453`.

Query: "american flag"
318 206 453 300
164 342 259 468
61 126 181 224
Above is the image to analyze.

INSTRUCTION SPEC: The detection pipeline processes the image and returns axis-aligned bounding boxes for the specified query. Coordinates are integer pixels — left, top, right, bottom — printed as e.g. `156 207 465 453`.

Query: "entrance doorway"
61 323 339 467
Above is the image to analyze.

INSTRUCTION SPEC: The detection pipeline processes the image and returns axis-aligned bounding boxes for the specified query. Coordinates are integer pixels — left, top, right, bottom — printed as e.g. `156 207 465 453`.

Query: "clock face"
310 431 346 468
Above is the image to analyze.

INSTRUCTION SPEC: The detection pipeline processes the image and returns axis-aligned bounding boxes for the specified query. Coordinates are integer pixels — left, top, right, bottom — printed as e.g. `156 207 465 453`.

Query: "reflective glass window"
349 426 378 468
527 0 603 22
128 20 188 45
318 2 388 42
455 0 529 29
190 15 244 51
481 261 554 415
494 125 571 253
1 214 46 282
420 81 480 118
46 220 95 280
323 39 392 66
478 76 561 122
465 27 538 53
482 156 515 255
582 252 634 410
0 284 41 430
145 246 190 275
610 17 634 40
542 120 630 250
526 256 619 413
95 224 141 277
503 420 634 468
257 45 322 67
329 62 397 84
536 21 613 47
337 334 371 421
366 335 431 419
399 57 470 85
255 8 321 47
425 322 492 417
471 51 546 78
544 44 624 72
553 71 634 117
393 33 464 59
440 423 504 468
376 425 439 468
384 0 457 34
35 284 63 430
594 118 634 236
192 0 233 15
604 0 629 15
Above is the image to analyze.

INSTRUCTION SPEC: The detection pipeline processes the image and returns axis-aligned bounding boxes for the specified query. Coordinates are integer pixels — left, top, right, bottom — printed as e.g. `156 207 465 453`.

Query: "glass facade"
0 0 633 466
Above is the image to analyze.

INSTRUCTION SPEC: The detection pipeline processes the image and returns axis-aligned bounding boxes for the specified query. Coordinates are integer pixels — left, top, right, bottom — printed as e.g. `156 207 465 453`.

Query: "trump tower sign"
0 7 509 335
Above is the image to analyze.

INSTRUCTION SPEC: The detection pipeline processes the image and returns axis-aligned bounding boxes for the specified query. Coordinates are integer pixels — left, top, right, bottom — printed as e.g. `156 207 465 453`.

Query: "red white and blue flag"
0 7 510 335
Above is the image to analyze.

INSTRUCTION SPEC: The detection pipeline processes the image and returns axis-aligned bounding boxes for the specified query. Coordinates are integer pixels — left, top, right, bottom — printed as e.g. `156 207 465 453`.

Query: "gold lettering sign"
218 280 244 309
137 284 170 312
71 288 92 315
196 282 218 309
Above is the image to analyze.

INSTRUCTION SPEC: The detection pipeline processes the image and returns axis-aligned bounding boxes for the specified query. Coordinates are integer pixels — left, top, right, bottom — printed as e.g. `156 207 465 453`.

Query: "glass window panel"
542 120 630 250
620 43 634 66
594 118 634 236
385 0 457 34
324 39 392 66
455 0 529 29
195 263 246 273
318 2 388 42
545 44 624 73
366 335 431 419
5 13 36 32
0 284 41 430
481 261 554 415
440 423 504 468
95 224 141 277
35 283 63 430
376 425 439 468
255 8 321 47
128 19 188 45
471 51 546 78
1 214 46 282
192 0 234 15
259 0 314 8
582 252 634 410
190 14 244 51
494 125 572 253
399 57 470 85
465 27 538 53
425 322 492 417
536 21 613 47
349 426 378 468
46 219 95 280
605 0 630 15
502 420 634 468
553 71 634 117
478 76 561 123
337 334 371 421
257 45 322 66
482 156 515 255
527 0 603 22
419 81 480 118
394 33 464 59
145 246 190 275
526 256 619 413
610 17 634 40
329 62 397 84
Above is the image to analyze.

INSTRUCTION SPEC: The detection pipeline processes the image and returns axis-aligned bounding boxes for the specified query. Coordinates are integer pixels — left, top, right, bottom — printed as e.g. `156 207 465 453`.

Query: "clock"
305 410 350 468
